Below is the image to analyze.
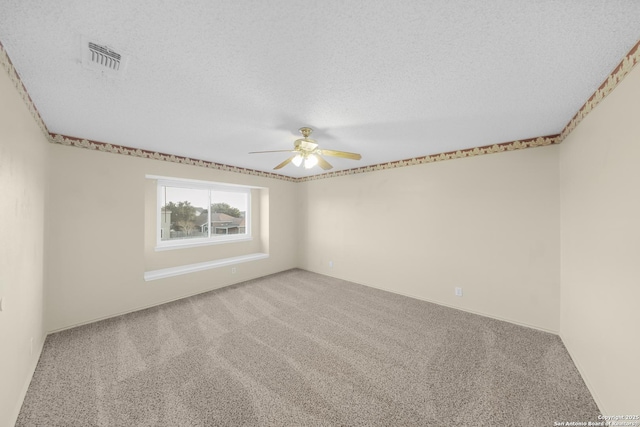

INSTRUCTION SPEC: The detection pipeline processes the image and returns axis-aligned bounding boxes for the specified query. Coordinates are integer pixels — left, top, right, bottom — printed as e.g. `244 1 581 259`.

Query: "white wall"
299 146 561 332
559 64 640 414
0 65 48 426
45 144 299 332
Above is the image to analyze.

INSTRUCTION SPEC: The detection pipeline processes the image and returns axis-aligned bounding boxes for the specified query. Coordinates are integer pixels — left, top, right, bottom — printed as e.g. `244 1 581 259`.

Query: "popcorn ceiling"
0 0 639 178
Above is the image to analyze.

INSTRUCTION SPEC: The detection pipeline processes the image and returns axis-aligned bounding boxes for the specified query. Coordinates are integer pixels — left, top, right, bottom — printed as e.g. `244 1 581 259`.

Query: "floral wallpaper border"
558 39 640 142
0 42 49 137
2 38 639 183
48 133 298 182
300 135 560 182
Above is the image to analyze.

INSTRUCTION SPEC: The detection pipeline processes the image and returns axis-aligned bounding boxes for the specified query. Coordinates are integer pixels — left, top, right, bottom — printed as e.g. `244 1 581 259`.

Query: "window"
156 177 251 249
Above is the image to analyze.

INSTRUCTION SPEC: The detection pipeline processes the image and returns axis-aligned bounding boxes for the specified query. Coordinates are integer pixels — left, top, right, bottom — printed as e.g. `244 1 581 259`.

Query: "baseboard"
9 333 46 427
49 267 557 337
305 270 608 414
47 267 293 334
39 267 606 423
559 332 606 415
314 270 558 335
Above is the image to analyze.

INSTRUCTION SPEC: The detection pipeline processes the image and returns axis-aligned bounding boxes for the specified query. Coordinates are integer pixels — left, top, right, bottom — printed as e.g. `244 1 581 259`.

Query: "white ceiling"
1 1 639 178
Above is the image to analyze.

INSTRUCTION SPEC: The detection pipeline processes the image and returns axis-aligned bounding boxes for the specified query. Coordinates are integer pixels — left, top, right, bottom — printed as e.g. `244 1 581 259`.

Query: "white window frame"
150 175 253 251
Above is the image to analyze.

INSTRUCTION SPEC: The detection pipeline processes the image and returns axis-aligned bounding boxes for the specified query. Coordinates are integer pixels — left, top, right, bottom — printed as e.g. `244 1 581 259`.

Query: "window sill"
155 236 253 251
144 252 269 281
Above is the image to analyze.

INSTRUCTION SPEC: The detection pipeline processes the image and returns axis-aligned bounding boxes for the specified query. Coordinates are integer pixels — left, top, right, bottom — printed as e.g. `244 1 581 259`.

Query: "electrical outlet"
231 267 237 274
329 261 333 268
455 287 463 297
0 296 4 312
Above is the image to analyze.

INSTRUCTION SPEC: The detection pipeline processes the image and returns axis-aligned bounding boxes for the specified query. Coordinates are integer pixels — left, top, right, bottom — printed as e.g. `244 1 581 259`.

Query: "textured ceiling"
1 1 639 178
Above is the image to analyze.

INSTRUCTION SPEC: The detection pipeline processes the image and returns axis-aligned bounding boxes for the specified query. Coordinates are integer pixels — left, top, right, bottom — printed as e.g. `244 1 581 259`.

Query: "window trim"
148 175 254 251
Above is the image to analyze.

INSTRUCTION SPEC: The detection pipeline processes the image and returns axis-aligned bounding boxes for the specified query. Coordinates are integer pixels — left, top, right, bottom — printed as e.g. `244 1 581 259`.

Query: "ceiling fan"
249 127 362 170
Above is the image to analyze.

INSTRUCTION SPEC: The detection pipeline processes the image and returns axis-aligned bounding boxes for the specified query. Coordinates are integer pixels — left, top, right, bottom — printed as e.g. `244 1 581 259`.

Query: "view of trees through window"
160 186 248 241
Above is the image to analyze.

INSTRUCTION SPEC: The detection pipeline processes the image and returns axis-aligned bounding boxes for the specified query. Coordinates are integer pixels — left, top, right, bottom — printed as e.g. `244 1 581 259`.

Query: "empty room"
1 1 639 426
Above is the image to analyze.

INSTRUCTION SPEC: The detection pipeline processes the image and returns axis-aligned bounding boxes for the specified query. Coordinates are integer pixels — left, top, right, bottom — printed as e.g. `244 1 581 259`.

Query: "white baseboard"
559 332 606 415
315 270 558 334
10 333 46 427
47 266 287 334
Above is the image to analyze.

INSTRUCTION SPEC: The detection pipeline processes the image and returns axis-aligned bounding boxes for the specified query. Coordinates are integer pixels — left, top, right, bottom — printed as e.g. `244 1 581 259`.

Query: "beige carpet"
17 269 599 426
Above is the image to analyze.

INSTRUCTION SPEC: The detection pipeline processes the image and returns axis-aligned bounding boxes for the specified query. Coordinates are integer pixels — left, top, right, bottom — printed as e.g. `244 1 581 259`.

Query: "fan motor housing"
295 139 318 152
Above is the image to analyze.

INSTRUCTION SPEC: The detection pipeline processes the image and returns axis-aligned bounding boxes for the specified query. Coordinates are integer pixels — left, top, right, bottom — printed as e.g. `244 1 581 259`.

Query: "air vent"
88 42 121 70
81 36 129 77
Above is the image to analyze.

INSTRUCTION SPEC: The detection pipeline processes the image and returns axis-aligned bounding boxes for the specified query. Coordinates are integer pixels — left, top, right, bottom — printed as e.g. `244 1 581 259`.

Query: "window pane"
160 186 209 241
210 190 248 236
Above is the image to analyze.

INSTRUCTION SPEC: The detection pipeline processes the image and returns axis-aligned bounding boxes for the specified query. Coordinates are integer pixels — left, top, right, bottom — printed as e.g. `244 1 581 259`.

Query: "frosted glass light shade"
304 154 318 169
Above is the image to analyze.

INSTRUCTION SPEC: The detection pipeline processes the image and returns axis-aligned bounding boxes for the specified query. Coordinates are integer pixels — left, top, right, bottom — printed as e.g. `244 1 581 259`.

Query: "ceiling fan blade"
316 155 333 170
318 149 362 160
274 156 294 170
249 150 296 154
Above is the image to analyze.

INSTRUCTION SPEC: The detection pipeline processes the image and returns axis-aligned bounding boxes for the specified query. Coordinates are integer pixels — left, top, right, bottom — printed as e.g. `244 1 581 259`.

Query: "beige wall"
45 144 299 332
299 146 561 332
559 64 640 414
0 67 49 426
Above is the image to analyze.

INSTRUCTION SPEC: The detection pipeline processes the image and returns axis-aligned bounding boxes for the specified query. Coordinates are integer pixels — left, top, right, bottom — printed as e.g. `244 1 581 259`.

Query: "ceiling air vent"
88 42 121 70
81 37 129 77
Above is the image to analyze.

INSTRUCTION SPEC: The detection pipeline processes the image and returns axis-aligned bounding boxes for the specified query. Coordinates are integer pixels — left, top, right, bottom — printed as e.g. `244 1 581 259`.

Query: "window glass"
210 190 248 236
161 187 210 241
159 184 249 245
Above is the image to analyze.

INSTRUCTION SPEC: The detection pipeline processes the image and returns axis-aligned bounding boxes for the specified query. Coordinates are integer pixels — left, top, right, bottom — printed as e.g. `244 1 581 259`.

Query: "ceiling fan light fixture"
304 154 318 169
249 127 361 171
292 154 303 167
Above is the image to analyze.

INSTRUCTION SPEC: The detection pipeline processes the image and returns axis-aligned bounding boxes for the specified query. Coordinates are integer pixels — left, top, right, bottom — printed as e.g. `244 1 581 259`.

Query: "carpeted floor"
17 269 599 426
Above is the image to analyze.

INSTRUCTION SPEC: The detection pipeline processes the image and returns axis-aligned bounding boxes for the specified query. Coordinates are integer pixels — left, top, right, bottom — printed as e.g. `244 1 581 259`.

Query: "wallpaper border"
48 133 298 182
299 135 560 182
0 42 49 137
558 39 640 142
2 38 639 183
